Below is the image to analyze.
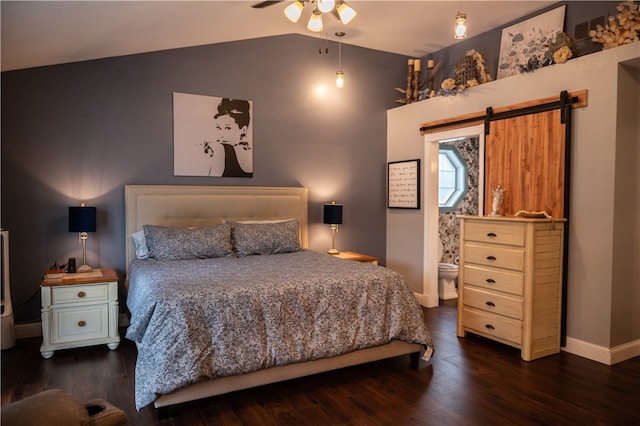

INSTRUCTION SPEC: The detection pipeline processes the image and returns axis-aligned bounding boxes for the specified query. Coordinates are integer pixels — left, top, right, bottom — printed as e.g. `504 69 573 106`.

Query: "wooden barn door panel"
484 109 566 217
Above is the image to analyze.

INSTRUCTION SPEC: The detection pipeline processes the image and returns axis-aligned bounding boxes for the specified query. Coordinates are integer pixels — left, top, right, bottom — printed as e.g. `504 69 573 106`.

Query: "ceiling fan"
252 1 283 8
251 1 357 32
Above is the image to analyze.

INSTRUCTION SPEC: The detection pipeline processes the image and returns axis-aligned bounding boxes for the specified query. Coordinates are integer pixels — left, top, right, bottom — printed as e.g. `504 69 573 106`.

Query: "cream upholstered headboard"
124 185 309 270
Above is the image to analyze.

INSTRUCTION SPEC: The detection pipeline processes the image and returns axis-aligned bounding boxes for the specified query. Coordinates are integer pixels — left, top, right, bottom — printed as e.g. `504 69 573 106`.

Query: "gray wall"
1 34 407 323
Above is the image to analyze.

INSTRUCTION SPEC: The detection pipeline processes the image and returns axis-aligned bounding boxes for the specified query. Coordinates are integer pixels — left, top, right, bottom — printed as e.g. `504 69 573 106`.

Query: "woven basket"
454 55 480 86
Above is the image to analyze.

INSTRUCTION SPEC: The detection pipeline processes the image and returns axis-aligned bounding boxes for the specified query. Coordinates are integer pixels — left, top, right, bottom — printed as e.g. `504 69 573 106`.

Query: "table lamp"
323 201 343 255
69 203 96 273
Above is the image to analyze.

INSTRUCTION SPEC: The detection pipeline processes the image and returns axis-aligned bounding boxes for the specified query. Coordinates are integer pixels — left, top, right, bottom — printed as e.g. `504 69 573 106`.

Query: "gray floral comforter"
126 250 433 410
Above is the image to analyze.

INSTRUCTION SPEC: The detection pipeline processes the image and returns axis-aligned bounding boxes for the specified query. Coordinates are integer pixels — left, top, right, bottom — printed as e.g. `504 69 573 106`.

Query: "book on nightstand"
43 269 65 279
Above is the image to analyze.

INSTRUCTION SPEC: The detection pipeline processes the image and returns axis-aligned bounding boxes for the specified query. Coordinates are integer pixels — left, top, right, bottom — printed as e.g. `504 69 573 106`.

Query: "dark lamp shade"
323 203 343 225
69 206 97 233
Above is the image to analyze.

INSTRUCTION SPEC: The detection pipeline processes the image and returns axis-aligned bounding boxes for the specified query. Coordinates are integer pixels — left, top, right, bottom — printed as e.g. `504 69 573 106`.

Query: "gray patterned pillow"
231 219 301 256
143 223 233 260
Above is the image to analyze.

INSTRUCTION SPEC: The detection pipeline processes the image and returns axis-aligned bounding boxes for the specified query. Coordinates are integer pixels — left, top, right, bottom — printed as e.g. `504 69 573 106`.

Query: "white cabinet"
40 268 120 359
456 216 566 361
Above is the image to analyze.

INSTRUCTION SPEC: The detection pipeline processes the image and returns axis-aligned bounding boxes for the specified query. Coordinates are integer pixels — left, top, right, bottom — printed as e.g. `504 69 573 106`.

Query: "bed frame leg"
409 351 420 364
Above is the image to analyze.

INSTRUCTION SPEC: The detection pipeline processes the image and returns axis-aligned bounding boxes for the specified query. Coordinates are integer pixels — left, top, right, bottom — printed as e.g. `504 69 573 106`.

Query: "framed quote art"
388 159 420 209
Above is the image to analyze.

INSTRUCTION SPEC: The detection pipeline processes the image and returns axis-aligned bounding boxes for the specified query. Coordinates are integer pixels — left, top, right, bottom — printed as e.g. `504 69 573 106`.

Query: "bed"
124 185 433 414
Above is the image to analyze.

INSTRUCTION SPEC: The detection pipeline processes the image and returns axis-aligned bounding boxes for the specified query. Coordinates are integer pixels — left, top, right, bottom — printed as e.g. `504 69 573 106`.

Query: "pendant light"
454 12 467 39
335 32 345 88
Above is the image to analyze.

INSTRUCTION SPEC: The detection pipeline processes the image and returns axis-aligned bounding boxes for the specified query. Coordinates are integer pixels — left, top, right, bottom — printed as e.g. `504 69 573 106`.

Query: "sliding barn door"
484 109 567 217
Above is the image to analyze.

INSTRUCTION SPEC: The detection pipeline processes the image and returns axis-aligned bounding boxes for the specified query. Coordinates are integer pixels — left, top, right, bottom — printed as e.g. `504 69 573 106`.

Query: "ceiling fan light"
284 1 304 23
454 12 467 39
317 0 335 14
307 9 323 32
337 2 357 25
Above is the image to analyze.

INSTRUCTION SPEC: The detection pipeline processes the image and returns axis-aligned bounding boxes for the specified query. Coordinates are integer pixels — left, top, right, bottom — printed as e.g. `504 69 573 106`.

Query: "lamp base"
77 264 93 273
327 248 340 255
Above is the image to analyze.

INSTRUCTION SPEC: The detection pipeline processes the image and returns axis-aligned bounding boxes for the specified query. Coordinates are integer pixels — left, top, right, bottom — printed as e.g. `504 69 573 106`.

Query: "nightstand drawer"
463 264 524 295
464 287 523 320
52 305 109 343
462 308 522 345
464 221 525 246
464 243 524 271
52 284 108 305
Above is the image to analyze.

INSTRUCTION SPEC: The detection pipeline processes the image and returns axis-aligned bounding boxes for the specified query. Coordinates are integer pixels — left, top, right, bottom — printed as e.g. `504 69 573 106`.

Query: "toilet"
438 237 459 300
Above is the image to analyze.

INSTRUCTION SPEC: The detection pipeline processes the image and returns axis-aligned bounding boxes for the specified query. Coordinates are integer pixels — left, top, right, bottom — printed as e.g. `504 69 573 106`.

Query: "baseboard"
414 292 439 308
15 322 42 340
562 337 640 365
14 313 130 340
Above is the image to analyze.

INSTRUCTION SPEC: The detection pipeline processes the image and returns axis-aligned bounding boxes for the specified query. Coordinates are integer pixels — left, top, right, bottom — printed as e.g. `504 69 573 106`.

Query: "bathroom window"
438 145 467 212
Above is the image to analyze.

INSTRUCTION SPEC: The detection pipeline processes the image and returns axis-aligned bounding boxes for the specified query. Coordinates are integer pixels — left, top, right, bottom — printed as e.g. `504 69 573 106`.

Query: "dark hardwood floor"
2 300 639 425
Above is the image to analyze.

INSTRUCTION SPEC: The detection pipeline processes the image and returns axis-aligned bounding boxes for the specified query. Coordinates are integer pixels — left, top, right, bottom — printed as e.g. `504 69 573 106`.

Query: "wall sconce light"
323 201 343 255
336 31 345 88
69 203 97 273
454 12 468 39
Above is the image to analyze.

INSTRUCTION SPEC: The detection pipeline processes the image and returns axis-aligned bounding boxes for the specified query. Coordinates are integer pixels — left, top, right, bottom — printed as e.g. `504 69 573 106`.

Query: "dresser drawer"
463 264 524 295
462 308 522 345
464 243 525 271
52 305 109 343
464 221 525 246
463 287 523 320
52 284 108 305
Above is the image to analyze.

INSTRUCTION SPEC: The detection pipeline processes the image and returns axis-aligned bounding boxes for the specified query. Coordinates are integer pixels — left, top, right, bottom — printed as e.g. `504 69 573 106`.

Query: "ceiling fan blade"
251 1 283 8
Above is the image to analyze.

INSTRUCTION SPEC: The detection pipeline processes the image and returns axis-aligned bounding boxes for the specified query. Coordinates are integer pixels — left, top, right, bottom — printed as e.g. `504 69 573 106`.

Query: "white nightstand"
40 268 120 359
333 251 379 265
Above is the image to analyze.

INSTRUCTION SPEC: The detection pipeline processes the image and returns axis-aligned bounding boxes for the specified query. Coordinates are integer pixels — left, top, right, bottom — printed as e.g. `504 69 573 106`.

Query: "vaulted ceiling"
1 1 555 71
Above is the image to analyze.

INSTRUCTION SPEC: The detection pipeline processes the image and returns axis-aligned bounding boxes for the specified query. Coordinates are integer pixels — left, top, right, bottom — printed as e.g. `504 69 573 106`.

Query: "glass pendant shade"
455 12 467 39
337 2 357 25
317 0 335 13
336 70 345 88
284 1 304 23
307 9 323 32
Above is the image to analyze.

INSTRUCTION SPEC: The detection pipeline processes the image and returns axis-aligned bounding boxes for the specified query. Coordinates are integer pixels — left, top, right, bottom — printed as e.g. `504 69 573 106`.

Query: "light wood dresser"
456 216 566 361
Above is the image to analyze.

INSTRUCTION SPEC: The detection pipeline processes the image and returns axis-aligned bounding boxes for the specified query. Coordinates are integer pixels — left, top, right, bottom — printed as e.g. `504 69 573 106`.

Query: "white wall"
387 42 640 363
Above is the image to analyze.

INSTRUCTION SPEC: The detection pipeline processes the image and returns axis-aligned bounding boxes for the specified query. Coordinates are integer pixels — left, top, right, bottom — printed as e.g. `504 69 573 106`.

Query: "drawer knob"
78 320 86 327
486 256 497 261
485 324 495 330
77 291 86 298
485 301 496 307
486 278 496 284
487 232 497 238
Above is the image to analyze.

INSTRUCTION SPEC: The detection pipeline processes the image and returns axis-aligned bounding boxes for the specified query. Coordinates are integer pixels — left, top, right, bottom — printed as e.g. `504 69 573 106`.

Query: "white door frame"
423 124 485 307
